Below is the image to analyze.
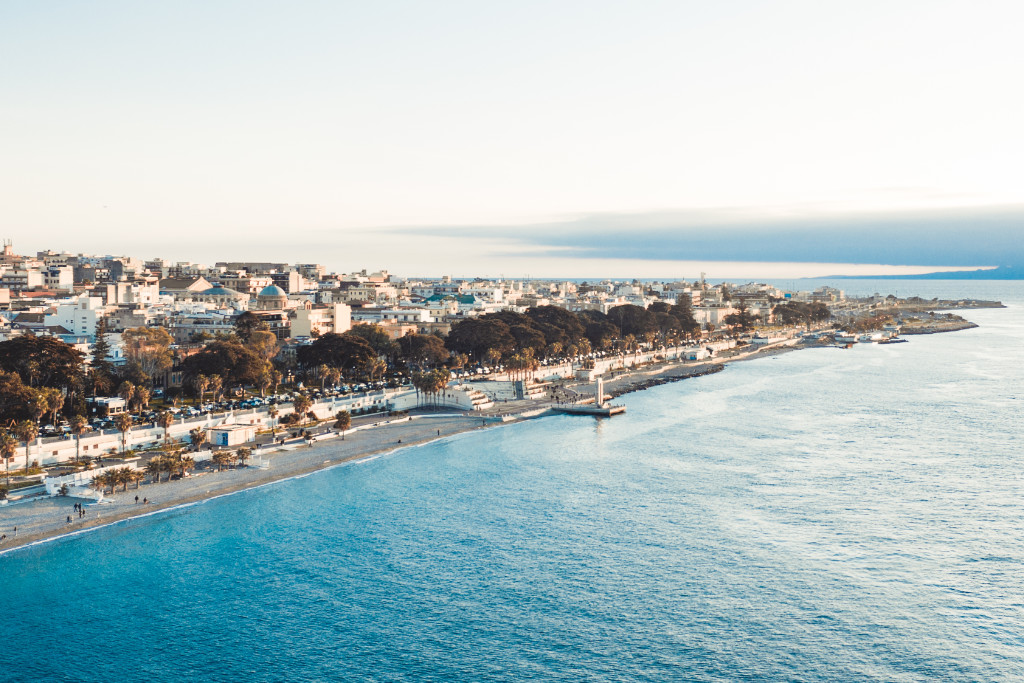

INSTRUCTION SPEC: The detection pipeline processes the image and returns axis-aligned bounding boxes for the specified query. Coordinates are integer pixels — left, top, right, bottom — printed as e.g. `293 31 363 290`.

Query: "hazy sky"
3 1 1022 277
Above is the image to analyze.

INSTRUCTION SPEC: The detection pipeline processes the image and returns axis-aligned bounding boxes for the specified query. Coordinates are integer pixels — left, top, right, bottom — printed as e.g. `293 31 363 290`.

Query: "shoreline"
0 332 947 557
0 415 491 556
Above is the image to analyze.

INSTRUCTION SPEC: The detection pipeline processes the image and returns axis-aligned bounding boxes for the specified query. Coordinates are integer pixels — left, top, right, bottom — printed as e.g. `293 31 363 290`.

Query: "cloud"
387 204 1024 268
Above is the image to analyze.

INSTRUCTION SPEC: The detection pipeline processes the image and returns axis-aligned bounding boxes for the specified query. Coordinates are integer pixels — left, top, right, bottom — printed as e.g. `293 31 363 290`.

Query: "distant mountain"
831 265 1023 280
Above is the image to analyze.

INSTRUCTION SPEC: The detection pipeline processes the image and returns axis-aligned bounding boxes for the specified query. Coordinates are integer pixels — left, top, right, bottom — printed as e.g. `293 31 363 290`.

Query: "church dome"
255 284 288 311
258 285 287 298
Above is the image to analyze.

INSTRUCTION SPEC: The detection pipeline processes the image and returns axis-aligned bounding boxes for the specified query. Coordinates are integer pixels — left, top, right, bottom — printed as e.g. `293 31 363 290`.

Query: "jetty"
553 404 626 417
553 378 626 417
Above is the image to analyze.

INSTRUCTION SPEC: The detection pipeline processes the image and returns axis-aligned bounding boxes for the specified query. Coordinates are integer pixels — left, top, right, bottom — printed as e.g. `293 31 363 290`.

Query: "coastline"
0 414 489 556
0 333 936 556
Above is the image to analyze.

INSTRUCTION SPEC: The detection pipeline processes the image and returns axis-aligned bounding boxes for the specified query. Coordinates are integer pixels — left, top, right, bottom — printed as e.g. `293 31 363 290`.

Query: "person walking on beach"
66 515 71 524
135 495 139 504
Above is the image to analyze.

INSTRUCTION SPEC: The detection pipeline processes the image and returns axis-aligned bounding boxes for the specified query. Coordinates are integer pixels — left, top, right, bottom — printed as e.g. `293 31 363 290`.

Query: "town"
0 240 985 508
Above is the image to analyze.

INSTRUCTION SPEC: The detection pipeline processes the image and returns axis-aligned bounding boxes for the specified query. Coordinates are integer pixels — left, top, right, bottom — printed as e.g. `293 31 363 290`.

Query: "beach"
0 337 861 555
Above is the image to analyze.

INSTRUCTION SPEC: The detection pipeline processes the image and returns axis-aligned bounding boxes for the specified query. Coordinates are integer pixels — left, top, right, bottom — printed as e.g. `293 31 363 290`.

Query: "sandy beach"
0 338 811 556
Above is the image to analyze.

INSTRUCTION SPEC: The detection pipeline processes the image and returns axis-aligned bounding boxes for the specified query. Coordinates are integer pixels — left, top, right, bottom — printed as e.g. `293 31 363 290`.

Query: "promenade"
0 335 810 555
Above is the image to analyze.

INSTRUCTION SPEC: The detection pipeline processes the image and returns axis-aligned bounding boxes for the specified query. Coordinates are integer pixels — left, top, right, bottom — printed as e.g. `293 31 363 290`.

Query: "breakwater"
606 363 725 399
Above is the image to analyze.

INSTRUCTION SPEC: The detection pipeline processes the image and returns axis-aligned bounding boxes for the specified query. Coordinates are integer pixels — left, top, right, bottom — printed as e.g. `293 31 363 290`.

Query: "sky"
3 1 1023 278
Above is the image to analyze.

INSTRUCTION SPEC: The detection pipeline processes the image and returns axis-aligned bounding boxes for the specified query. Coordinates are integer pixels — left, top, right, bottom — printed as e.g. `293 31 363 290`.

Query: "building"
193 285 249 308
207 424 256 447
44 295 105 338
0 268 44 291
291 302 352 338
89 397 127 416
253 284 289 311
43 265 74 292
159 276 215 300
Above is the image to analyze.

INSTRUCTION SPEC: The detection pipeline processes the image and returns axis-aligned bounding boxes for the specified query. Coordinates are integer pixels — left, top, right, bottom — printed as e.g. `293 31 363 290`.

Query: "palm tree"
334 410 351 439
417 368 451 409
14 420 38 473
190 428 208 452
115 413 132 455
134 386 151 416
317 364 330 390
0 431 17 488
115 467 133 491
268 406 279 435
208 375 223 402
212 450 233 472
179 455 196 478
193 373 209 405
236 448 252 467
161 455 177 482
90 472 110 495
146 458 163 484
70 415 88 464
131 469 145 489
28 391 48 427
118 381 136 412
42 387 64 425
271 369 283 395
91 370 113 398
292 394 312 426
157 411 174 444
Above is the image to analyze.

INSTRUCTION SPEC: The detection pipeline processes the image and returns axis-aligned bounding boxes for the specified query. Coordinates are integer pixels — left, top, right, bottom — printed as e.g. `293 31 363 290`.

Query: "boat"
834 332 859 344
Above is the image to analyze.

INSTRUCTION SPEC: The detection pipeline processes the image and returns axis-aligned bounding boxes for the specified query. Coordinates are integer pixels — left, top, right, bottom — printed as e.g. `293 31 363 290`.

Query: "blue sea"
3 280 1023 682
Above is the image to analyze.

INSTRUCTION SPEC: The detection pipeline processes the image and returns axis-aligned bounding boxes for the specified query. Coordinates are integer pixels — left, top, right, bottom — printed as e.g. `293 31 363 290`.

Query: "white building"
44 295 105 338
208 424 256 447
291 302 352 338
44 265 75 292
0 267 44 291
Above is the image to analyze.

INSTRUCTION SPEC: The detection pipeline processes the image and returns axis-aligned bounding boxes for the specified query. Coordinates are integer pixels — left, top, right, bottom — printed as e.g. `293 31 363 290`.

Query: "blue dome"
202 286 242 296
259 285 287 298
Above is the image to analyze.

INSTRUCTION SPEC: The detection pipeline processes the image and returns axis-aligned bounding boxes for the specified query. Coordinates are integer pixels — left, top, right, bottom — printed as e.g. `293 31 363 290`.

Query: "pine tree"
91 317 115 391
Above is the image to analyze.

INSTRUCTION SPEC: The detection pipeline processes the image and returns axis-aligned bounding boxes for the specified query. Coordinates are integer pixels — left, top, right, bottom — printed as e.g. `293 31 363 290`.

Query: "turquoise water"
3 282 1023 681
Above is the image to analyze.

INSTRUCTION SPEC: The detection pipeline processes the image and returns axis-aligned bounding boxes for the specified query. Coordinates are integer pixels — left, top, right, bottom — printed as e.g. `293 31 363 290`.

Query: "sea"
2 279 1022 682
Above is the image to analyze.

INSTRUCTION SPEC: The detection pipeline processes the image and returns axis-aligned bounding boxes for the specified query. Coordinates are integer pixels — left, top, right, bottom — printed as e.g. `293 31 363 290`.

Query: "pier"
553 404 626 417
553 377 626 417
